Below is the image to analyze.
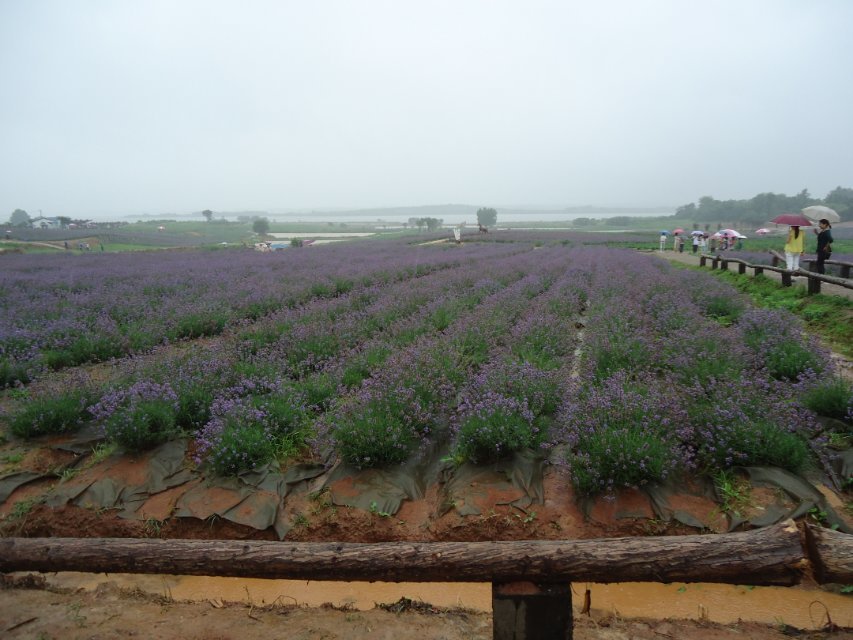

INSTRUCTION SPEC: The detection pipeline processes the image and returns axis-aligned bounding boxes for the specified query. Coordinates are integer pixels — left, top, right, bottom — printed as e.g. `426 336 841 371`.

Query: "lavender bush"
452 392 539 464
10 391 93 438
90 381 180 451
556 373 688 495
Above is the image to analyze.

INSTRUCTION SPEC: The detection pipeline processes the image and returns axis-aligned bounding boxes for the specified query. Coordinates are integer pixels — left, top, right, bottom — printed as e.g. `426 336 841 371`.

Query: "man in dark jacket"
814 219 833 274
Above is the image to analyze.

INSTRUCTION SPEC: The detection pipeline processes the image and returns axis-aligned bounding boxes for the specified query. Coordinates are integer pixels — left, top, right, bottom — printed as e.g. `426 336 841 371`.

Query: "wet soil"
2 576 850 640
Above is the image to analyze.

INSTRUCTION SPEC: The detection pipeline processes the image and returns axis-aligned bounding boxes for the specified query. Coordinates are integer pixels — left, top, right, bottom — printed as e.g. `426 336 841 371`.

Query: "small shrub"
195 392 309 475
0 358 32 388
764 342 823 381
105 399 178 451
702 294 745 325
298 373 339 412
567 426 680 496
686 377 812 472
739 309 826 380
557 374 685 495
332 387 429 468
90 381 180 451
452 393 538 464
203 422 277 476
171 312 228 340
481 361 562 418
10 392 92 438
589 335 652 381
174 382 217 431
800 376 853 423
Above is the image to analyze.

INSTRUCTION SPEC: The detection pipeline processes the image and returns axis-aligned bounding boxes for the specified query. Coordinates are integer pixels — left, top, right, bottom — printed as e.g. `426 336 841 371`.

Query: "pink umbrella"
770 213 812 226
673 228 684 235
755 228 771 235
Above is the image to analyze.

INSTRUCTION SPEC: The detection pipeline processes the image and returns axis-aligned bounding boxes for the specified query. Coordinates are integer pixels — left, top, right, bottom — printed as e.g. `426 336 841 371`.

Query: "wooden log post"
492 582 572 640
781 272 792 287
807 275 821 295
754 266 764 276
0 522 806 585
721 259 729 271
699 256 707 267
738 262 746 274
840 264 850 279
711 257 720 270
805 524 853 584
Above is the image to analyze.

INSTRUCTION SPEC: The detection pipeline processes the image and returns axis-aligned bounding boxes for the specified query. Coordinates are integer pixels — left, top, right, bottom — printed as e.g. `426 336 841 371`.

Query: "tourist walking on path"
784 226 804 272
813 218 833 274
692 235 699 254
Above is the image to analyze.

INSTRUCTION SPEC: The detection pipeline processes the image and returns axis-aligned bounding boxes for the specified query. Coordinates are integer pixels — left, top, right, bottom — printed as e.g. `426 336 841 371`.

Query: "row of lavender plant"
8 244 848 489
316 247 583 468
10 246 542 472
189 257 542 474
555 248 841 496
0 240 521 386
448 257 594 464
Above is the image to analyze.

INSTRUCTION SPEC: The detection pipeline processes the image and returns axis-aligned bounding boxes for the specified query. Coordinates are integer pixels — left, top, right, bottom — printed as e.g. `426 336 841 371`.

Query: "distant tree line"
407 217 444 231
675 186 853 224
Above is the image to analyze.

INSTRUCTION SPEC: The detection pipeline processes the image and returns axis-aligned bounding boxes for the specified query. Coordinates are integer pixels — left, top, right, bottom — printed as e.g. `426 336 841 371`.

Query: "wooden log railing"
698 251 853 295
2 521 852 639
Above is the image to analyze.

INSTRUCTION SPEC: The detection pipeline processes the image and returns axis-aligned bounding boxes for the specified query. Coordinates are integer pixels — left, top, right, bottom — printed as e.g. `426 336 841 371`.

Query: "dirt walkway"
2 577 849 640
652 249 853 300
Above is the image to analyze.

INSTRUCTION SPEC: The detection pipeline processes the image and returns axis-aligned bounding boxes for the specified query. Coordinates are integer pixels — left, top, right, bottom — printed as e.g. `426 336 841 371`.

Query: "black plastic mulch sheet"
322 440 447 515
6 434 848 538
644 477 719 530
731 466 851 534
643 466 852 534
173 462 326 538
0 471 45 504
43 440 193 511
439 449 546 516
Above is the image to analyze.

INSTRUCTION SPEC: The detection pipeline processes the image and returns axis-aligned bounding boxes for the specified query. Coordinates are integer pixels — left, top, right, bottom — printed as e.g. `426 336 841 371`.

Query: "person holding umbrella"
784 225 804 273
813 218 833 274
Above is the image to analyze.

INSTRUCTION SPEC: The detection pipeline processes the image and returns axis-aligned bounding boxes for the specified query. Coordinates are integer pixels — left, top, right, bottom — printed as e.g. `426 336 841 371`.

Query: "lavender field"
2 238 851 498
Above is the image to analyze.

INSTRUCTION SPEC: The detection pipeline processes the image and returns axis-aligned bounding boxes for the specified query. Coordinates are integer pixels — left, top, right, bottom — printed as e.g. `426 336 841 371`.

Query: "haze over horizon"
2 1 852 219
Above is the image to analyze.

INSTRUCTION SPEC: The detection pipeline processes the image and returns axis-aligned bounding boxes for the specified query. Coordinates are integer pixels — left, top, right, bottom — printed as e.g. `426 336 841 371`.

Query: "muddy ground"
2 575 850 640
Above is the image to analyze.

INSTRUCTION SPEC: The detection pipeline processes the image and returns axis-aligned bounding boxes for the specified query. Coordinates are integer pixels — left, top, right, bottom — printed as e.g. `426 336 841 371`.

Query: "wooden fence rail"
698 251 853 295
2 521 852 639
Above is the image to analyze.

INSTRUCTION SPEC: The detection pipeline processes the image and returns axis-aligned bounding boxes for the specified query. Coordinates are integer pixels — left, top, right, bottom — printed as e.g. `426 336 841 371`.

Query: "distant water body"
272 211 674 225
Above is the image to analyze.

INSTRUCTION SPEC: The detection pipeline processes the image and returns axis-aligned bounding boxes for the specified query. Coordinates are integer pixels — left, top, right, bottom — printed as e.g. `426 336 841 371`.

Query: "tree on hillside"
825 186 853 219
252 217 270 235
202 209 213 222
476 207 497 228
10 209 30 226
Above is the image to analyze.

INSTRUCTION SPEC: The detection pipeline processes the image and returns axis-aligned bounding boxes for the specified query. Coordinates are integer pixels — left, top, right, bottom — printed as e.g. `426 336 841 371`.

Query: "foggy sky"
2 0 852 219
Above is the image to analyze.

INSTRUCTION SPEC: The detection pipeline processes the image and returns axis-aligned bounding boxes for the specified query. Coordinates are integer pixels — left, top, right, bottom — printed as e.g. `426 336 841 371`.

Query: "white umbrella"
802 205 840 224
718 229 747 238
690 230 705 236
755 228 771 235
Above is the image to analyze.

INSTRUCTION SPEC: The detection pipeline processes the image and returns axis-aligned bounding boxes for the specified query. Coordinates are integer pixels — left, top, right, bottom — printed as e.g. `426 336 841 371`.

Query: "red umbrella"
673 228 684 235
770 213 812 226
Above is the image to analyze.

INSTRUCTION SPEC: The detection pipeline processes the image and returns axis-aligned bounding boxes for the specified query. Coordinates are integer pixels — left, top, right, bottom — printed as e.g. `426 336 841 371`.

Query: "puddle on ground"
31 573 853 629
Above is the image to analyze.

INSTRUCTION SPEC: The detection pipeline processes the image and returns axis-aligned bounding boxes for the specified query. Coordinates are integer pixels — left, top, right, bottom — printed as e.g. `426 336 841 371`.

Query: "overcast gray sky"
2 0 852 218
